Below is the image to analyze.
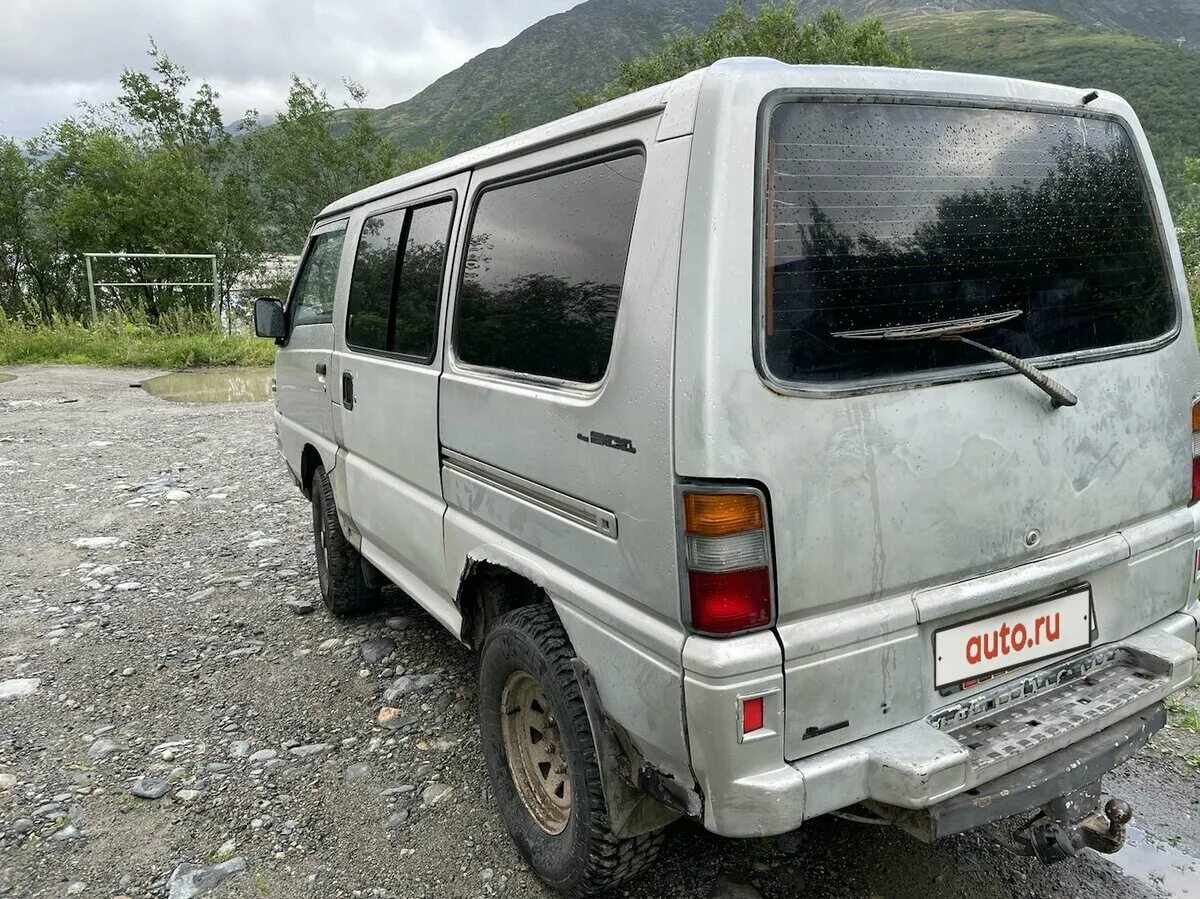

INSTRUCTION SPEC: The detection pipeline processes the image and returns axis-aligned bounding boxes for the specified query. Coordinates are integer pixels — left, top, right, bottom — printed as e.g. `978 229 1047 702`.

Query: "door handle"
342 372 354 411
315 363 327 376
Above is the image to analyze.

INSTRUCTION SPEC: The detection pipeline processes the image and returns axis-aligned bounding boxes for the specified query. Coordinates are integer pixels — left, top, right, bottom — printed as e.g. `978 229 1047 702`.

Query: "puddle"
1102 825 1199 897
0 373 15 384
140 368 273 403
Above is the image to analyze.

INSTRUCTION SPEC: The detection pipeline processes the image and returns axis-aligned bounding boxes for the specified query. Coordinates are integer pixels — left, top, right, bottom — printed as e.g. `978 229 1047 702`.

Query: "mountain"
368 0 728 154
899 10 1200 202
366 0 1199 204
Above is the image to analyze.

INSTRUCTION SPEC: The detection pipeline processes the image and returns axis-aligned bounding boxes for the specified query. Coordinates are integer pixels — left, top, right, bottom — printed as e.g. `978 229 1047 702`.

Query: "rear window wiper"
831 311 1078 409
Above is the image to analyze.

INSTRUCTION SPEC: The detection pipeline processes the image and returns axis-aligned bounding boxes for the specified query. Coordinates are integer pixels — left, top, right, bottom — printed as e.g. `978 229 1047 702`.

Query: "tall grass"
0 310 275 369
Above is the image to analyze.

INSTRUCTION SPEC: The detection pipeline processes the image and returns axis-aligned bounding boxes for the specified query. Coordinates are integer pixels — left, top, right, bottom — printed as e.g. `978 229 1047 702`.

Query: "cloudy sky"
1 0 581 139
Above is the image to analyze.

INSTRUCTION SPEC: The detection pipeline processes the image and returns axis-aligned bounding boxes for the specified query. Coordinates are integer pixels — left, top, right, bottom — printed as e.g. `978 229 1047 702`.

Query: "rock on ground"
166 857 246 899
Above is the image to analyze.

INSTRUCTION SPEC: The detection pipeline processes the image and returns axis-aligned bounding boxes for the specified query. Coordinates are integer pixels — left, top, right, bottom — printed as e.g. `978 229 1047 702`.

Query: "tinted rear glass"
763 102 1175 384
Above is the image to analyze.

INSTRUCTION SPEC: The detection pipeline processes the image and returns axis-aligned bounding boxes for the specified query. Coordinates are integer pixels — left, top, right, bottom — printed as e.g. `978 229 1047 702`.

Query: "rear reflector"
742 696 764 735
688 568 772 634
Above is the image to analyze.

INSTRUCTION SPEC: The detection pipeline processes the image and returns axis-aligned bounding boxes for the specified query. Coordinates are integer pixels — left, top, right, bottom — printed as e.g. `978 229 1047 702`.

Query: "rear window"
762 102 1176 385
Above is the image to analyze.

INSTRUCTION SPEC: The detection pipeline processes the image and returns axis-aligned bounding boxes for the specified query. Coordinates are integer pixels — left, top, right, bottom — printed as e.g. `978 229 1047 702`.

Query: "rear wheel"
310 464 380 616
479 604 664 897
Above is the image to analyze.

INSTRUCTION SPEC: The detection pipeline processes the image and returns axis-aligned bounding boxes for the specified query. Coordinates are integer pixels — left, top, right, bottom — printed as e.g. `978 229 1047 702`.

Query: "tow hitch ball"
1017 798 1134 865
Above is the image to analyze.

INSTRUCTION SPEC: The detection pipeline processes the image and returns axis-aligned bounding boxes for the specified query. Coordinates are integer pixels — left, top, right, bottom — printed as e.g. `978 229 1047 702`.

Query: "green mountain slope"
369 0 727 153
366 0 1198 206
897 10 1200 202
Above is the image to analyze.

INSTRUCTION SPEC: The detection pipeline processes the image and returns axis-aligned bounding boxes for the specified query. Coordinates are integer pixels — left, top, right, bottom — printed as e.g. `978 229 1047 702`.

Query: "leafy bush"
0 311 274 368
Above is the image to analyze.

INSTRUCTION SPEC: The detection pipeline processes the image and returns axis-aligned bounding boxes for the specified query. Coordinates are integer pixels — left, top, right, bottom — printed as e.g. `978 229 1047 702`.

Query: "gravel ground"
1 364 1198 899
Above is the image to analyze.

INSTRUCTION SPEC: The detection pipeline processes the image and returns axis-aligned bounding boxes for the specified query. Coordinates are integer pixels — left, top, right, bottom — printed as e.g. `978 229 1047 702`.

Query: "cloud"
0 0 579 138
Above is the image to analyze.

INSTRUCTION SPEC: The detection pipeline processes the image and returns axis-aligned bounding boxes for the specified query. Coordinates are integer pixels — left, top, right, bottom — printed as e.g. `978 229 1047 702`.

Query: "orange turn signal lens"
1192 400 1200 433
683 492 764 536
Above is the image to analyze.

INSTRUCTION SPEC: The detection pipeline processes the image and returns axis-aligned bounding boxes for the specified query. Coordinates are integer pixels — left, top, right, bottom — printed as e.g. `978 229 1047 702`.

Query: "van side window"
455 154 645 384
290 226 346 328
347 199 454 361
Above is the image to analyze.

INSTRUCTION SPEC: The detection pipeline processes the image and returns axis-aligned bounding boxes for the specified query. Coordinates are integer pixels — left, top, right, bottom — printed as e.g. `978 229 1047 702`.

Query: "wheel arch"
455 552 554 650
300 443 323 499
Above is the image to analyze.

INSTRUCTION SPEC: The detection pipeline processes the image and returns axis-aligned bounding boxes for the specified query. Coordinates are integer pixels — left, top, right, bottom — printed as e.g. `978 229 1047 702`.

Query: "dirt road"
1 365 1197 899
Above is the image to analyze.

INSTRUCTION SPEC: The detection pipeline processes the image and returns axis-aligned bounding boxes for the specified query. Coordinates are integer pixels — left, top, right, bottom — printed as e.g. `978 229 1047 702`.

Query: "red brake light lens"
688 568 772 634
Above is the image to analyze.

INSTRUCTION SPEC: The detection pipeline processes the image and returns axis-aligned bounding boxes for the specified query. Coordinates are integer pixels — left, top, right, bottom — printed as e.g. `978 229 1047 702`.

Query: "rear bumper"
887 703 1164 842
687 613 1197 838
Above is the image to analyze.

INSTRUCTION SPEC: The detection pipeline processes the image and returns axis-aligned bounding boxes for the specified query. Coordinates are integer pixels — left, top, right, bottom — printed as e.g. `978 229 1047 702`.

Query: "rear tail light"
682 489 773 635
1192 399 1200 503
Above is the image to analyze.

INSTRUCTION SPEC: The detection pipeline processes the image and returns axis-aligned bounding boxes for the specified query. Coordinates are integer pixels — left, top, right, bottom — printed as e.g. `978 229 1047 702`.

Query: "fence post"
84 255 98 325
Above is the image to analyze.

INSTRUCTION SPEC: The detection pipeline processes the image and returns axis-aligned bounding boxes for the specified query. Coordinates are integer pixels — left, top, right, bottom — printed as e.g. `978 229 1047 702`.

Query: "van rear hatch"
744 98 1195 760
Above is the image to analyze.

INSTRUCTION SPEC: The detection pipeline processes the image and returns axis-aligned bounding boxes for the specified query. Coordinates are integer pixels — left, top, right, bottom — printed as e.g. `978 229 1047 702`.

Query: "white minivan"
255 59 1200 896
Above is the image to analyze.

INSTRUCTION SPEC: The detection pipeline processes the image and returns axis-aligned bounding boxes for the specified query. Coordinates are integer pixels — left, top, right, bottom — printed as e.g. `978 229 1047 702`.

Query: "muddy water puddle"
1101 825 1199 897
140 368 273 403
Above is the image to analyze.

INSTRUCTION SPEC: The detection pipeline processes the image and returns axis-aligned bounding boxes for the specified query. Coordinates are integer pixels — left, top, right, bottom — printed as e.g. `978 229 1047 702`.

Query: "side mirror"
254 297 287 340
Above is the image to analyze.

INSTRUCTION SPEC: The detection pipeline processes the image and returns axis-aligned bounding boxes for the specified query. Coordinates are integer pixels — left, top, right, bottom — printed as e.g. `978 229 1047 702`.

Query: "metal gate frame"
83 252 218 323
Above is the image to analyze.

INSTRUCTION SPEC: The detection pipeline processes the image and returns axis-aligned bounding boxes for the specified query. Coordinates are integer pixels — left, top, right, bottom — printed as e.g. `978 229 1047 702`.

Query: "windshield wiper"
831 311 1078 409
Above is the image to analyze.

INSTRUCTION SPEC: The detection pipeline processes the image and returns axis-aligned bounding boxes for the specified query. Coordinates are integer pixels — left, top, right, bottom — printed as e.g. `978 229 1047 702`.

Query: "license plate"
934 587 1093 689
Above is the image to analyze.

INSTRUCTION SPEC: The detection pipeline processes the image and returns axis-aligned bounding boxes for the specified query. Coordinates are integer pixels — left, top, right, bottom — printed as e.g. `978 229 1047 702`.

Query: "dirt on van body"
0 364 1197 899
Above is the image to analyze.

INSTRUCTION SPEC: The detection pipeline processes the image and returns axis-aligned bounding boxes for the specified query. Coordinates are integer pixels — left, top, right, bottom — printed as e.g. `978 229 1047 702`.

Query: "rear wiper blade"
831 311 1078 409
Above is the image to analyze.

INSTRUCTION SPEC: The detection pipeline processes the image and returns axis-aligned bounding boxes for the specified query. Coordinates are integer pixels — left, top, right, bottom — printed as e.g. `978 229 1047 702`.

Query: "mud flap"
570 659 691 838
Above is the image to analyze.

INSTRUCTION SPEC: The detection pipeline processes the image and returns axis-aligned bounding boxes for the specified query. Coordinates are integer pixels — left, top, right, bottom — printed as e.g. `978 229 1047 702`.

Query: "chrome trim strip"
441 449 617 539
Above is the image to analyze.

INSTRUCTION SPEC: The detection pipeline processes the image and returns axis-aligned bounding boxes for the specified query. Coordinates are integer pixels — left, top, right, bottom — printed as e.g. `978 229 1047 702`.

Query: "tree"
242 77 427 251
1180 157 1199 280
577 2 914 107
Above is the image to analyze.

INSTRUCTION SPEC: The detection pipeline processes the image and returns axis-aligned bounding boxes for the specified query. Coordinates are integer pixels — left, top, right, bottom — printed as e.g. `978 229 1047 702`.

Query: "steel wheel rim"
501 669 572 835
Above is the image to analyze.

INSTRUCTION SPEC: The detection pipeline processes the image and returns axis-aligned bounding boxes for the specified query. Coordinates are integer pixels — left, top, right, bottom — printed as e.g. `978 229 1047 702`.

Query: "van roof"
316 58 1117 221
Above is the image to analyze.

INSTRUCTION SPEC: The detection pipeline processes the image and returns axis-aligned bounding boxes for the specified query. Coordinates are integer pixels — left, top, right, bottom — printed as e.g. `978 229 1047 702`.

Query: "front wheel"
479 604 664 897
310 464 380 616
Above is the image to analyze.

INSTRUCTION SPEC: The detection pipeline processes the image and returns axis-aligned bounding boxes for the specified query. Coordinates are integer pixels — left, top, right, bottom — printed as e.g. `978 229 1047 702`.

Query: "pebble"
51 823 81 841
229 741 251 758
131 775 171 799
422 783 453 806
344 762 371 780
176 789 202 802
187 587 216 602
284 598 316 615
360 636 396 666
114 582 143 592
164 489 191 502
87 738 125 759
0 678 39 700
66 881 87 895
248 748 277 764
166 857 246 899
71 537 118 549
289 743 332 759
384 809 410 830
0 773 15 790
706 877 763 899
12 818 35 834
382 674 441 702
